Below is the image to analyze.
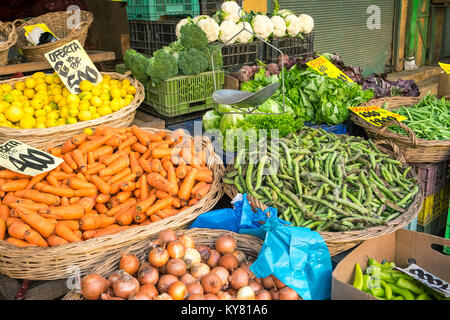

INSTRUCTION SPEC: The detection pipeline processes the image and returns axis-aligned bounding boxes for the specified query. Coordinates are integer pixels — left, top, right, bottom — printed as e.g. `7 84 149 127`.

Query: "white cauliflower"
235 21 253 43
284 14 301 37
219 20 240 44
197 17 220 43
298 14 314 34
251 14 274 40
218 1 242 23
270 15 286 37
193 15 209 23
175 18 189 39
277 9 295 19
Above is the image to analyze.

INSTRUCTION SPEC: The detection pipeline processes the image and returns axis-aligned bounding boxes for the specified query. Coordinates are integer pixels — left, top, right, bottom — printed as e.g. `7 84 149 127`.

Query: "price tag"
0 140 63 177
438 62 450 74
349 105 407 127
44 39 103 94
306 55 354 83
395 263 449 298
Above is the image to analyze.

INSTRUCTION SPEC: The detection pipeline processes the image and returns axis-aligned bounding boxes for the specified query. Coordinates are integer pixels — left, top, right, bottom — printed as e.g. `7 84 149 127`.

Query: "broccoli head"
146 49 179 85
179 21 208 51
178 48 209 75
124 49 150 84
203 44 224 71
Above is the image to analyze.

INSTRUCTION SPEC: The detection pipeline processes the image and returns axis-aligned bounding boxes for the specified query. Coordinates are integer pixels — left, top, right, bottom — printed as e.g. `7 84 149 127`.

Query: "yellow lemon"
47 110 60 120
59 107 69 118
49 101 58 110
36 122 46 129
57 118 66 126
100 93 110 102
125 94 134 102
35 115 46 123
62 88 70 97
126 85 137 95
119 99 127 108
32 72 46 79
66 93 80 105
68 101 80 110
121 88 128 98
97 105 112 117
78 110 92 121
19 95 28 102
25 78 37 89
0 101 9 113
45 75 54 85
51 86 62 96
5 105 23 123
79 80 94 92
79 100 90 111
88 106 97 114
79 92 93 101
68 108 79 117
45 118 58 127
19 116 36 129
66 117 78 125
23 106 35 116
110 99 121 112
83 128 93 135
91 86 103 97
43 105 53 113
58 99 67 108
122 79 131 87
30 99 44 110
35 83 47 93
90 96 102 107
1 121 12 127
3 93 14 103
0 83 13 93
102 74 112 82
35 109 46 117
110 87 121 99
92 113 100 120
52 94 63 104
11 101 23 109
0 114 6 123
14 81 25 91
23 88 35 99
110 79 119 87
22 100 30 108
10 89 22 97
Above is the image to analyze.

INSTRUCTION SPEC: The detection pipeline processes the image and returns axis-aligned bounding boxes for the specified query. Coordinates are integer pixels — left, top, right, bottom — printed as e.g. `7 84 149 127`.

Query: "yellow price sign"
438 62 450 74
306 56 354 83
349 105 407 127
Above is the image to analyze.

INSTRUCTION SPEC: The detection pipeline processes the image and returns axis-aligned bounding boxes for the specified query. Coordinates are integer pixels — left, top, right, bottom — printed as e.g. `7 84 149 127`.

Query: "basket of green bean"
350 95 450 163
222 127 424 256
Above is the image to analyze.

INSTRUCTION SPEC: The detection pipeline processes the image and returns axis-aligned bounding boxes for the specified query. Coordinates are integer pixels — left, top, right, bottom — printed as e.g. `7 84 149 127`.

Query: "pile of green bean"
222 127 420 232
386 94 450 141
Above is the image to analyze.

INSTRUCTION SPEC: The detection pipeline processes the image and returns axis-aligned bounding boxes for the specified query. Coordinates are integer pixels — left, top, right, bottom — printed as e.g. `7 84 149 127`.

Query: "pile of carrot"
0 125 214 248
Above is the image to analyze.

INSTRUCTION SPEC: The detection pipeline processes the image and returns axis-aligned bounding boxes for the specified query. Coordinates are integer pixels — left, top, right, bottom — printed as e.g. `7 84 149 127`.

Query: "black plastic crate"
129 19 181 56
262 32 315 64
214 40 264 71
139 103 212 126
199 0 242 15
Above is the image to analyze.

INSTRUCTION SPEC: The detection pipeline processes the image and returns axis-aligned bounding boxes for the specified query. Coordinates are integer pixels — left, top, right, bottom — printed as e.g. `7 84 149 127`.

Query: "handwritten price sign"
349 105 407 127
306 56 353 83
44 40 102 94
395 264 449 298
0 140 63 177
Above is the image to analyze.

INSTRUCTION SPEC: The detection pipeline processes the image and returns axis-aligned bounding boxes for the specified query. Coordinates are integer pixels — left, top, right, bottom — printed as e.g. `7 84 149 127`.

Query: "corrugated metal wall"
274 0 396 75
443 6 450 57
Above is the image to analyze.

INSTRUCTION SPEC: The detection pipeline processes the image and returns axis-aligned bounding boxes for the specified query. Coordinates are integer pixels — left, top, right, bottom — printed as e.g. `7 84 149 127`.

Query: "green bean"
233 175 244 194
234 148 245 169
294 160 303 195
396 185 419 207
254 155 268 191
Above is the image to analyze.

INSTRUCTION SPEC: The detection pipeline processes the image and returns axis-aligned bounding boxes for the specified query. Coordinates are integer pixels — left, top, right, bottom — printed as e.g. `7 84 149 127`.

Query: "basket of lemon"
0 71 145 149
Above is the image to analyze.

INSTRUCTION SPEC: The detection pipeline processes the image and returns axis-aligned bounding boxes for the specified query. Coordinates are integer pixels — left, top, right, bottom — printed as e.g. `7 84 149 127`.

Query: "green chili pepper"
389 284 414 300
353 263 364 291
380 280 392 300
396 277 425 295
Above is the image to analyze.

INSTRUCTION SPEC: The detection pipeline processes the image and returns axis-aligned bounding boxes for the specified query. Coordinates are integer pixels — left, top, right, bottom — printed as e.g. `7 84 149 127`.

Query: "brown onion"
183 247 201 269
129 291 151 300
236 286 255 300
229 268 249 290
248 279 263 292
157 274 178 293
201 272 222 294
206 249 221 268
137 264 159 286
204 293 219 300
187 281 204 296
215 235 237 254
167 280 188 300
157 229 177 245
278 286 299 300
190 263 210 279
137 284 158 300
270 288 279 300
179 234 195 249
166 258 187 277
81 273 109 300
180 273 197 285
210 266 229 287
217 291 232 300
101 291 125 300
148 246 169 267
219 253 239 271
167 240 185 259
240 261 256 280
262 275 275 289
232 250 246 265
187 294 205 300
107 270 125 288
113 272 140 299
196 244 211 263
155 293 172 300
255 289 272 300
272 275 286 289
119 253 140 276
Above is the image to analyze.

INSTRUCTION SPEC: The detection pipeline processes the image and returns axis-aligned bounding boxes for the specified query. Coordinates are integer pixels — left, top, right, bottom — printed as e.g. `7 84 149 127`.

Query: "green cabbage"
202 110 222 131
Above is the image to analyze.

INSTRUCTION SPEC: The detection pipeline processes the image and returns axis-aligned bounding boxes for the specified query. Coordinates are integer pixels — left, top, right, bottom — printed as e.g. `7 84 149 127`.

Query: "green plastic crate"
116 63 127 74
148 97 215 117
147 70 224 107
444 203 450 254
139 101 213 125
126 0 199 21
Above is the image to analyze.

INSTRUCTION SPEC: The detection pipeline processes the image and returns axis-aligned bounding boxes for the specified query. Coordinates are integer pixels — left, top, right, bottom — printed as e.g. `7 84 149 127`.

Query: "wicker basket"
15 10 93 62
349 97 450 163
222 139 424 257
0 71 143 150
0 21 17 66
0 129 225 280
62 228 262 300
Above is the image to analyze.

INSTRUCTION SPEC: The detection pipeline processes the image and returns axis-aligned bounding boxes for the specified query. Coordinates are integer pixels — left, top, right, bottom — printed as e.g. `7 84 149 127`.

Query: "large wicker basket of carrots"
0 71 144 150
222 129 423 257
349 96 450 163
0 126 225 280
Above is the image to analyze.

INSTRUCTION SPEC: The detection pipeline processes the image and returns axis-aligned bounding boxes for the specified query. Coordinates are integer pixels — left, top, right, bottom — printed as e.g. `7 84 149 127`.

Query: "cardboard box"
438 72 450 98
332 229 450 300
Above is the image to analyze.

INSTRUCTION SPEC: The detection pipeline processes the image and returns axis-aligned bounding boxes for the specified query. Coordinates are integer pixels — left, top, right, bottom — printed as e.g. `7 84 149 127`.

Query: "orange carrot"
90 145 114 160
120 181 136 192
150 214 162 222
57 220 80 231
72 132 88 145
84 225 131 239
108 167 132 184
15 189 61 206
95 203 108 215
86 163 106 175
61 196 70 206
55 222 82 242
96 193 110 204
9 202 48 212
47 235 69 246
131 125 151 146
7 220 31 239
157 208 179 219
0 170 29 179
156 131 168 139
0 205 10 221
178 168 198 201
69 196 80 205
110 173 136 194
0 218 5 240
6 237 37 247
188 198 199 206
116 205 137 226
138 157 153 173
79 214 101 231
155 190 171 199
60 161 74 174
116 190 132 203
146 173 175 195
133 210 147 224
48 147 62 157
26 172 48 189
136 192 157 213
63 152 78 170
24 229 48 247
73 188 98 197
147 132 163 142
159 167 167 178
99 214 116 228
60 139 77 154
106 196 120 210
118 135 138 150
131 142 147 154
78 196 96 213
104 135 122 148
105 198 136 217
146 197 176 216
175 159 188 179
152 147 174 159
0 179 30 192
163 160 179 196
195 167 213 183
89 175 110 195
78 134 112 154
67 177 96 190
99 154 129 177
43 205 84 220
87 151 95 165
130 152 143 177
18 209 55 238
191 181 207 197
139 175 148 201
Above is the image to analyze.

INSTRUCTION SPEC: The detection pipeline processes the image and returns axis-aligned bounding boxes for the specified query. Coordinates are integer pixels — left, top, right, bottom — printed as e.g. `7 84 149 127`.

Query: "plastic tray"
126 0 199 21
213 40 264 71
139 103 212 126
262 33 315 64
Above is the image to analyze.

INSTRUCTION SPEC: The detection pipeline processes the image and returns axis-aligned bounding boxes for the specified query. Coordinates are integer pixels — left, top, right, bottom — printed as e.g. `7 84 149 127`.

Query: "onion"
119 253 140 276
240 261 256 280
217 291 232 300
204 293 219 300
137 264 159 286
255 289 272 300
148 246 169 267
101 291 125 300
187 294 205 300
81 273 109 300
272 275 286 289
229 268 249 290
108 270 125 288
159 264 167 274
232 250 246 265
183 247 201 269
167 240 185 259
219 253 239 271
180 273 197 285
248 279 263 292
278 286 299 300
206 249 221 268
157 229 177 245
201 273 222 294
179 234 195 249
187 281 204 296
137 284 158 300
167 280 188 300
210 266 229 287
262 275 275 289
196 244 211 262
215 235 237 254
155 293 172 300
112 272 140 299
157 274 178 293
190 263 210 279
236 286 255 300
270 288 279 300
166 258 187 277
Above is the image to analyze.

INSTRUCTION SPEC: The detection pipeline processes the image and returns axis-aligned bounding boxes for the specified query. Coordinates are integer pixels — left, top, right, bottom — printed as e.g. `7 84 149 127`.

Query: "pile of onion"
79 229 301 300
